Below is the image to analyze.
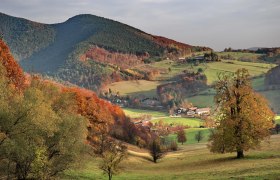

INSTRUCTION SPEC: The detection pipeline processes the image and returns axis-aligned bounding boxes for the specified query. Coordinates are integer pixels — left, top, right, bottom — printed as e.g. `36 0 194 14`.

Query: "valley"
105 55 279 112
0 10 280 180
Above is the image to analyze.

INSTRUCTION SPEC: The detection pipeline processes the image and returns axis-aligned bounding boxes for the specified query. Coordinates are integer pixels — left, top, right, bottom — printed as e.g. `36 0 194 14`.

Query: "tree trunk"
237 150 244 158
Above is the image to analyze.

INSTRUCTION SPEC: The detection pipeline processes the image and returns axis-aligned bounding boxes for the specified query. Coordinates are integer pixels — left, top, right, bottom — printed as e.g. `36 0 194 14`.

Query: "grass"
218 52 263 61
106 60 275 98
168 128 211 145
105 58 276 99
186 94 215 108
152 60 274 85
260 89 280 113
186 76 266 108
106 80 163 97
252 76 265 90
151 117 203 127
275 116 280 124
202 60 274 85
151 59 274 84
123 108 168 118
62 134 280 179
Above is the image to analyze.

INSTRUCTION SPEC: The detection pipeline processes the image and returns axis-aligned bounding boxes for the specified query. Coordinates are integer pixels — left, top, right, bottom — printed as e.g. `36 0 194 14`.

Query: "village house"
175 107 187 114
186 110 196 117
196 108 211 116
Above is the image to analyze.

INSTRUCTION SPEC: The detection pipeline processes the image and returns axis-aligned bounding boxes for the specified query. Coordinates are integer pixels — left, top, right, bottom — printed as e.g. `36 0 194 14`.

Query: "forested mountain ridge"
0 12 211 91
0 12 55 61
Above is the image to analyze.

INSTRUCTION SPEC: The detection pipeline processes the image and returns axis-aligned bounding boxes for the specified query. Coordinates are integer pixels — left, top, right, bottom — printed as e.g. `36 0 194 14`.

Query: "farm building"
196 108 211 115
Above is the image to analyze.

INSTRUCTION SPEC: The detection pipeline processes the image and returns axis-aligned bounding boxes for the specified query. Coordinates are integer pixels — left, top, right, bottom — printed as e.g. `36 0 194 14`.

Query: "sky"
0 0 280 50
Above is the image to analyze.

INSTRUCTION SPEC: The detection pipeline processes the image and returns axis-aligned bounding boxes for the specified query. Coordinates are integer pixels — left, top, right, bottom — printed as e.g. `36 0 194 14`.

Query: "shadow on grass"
128 151 153 162
245 153 280 159
192 152 280 168
62 173 101 180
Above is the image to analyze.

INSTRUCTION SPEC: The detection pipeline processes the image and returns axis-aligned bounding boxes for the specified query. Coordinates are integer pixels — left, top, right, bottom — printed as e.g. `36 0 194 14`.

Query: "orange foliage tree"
0 40 25 90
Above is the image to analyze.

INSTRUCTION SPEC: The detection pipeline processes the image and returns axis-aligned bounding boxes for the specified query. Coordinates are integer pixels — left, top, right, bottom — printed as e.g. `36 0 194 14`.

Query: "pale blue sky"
0 0 279 50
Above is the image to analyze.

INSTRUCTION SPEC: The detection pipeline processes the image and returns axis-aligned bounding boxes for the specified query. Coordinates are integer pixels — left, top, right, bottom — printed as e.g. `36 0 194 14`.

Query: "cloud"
0 0 279 50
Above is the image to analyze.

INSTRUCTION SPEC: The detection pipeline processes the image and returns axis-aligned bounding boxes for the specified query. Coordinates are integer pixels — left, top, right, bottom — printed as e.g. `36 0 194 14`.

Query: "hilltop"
0 12 210 91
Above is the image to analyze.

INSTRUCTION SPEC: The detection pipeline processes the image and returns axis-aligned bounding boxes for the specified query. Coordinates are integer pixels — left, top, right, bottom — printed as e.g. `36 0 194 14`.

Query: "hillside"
0 13 55 61
265 65 280 86
63 134 280 179
0 12 210 91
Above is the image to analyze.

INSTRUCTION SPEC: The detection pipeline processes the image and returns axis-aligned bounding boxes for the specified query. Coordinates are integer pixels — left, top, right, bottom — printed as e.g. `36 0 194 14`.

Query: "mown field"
105 59 275 98
218 52 263 61
168 128 211 145
151 117 203 128
108 57 279 113
106 80 163 97
62 134 280 179
202 60 274 85
186 76 280 112
123 108 168 118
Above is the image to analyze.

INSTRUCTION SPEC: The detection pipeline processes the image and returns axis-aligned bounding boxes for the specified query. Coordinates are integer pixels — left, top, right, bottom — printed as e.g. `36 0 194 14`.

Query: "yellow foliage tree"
209 69 274 158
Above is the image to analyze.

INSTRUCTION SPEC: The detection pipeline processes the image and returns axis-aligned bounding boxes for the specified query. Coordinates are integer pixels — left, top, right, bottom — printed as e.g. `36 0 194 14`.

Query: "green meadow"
123 108 168 118
62 134 280 180
106 59 275 99
151 117 203 128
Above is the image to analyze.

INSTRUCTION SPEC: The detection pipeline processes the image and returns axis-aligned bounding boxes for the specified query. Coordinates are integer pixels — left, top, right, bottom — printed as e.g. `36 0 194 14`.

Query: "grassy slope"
187 94 215 108
203 60 273 84
123 108 168 118
168 128 210 145
106 60 275 98
275 116 280 124
151 117 203 128
260 90 280 113
218 52 262 60
186 76 280 110
62 134 280 179
107 80 163 97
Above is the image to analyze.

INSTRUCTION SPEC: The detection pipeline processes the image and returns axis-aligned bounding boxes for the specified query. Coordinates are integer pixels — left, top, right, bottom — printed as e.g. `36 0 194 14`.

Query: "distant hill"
0 13 55 61
247 47 267 51
0 12 211 90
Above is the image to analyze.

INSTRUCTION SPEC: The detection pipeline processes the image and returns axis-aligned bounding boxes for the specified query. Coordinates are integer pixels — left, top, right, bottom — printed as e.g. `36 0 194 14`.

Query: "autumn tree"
149 139 166 163
0 72 88 179
63 88 115 155
99 142 127 180
0 40 25 90
209 69 274 158
177 129 187 145
195 131 204 143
